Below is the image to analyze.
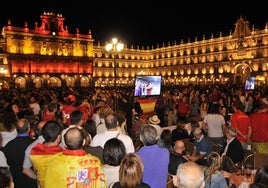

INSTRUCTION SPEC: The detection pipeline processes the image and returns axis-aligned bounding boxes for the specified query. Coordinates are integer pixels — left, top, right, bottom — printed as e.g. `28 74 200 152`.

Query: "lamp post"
105 37 124 88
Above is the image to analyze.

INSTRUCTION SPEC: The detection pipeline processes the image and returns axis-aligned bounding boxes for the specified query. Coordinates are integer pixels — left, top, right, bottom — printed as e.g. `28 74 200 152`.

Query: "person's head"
192 127 203 141
160 129 172 145
251 165 268 187
16 118 31 134
70 110 84 125
119 153 144 187
176 120 186 130
205 152 221 178
64 127 85 150
225 126 237 140
47 102 58 113
173 161 205 188
232 100 245 112
41 120 62 144
103 138 126 166
0 167 14 188
173 140 185 154
105 112 118 130
83 119 97 138
208 103 220 114
139 125 158 146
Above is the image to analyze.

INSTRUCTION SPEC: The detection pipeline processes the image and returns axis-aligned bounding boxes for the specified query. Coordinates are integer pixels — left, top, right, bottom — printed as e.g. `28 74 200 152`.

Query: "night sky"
1 0 267 48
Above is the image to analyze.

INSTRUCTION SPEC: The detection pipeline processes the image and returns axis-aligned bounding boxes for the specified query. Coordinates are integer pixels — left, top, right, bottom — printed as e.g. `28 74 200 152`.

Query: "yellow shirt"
44 149 106 188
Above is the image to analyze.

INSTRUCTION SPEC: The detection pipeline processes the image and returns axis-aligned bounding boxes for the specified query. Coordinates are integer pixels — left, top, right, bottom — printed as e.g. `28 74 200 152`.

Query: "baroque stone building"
0 12 267 89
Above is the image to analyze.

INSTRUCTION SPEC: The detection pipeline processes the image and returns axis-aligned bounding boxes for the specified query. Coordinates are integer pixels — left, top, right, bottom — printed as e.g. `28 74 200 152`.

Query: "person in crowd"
173 161 205 188
154 93 165 127
188 120 207 143
60 109 85 148
189 127 213 166
177 94 190 123
168 140 188 176
222 126 244 165
83 119 104 164
135 125 169 188
0 167 14 188
44 127 106 187
102 138 126 187
230 100 252 150
0 133 8 167
167 93 178 126
60 94 77 127
29 95 41 118
204 152 229 188
3 118 38 188
90 112 135 153
110 153 150 188
171 120 189 144
0 105 18 147
249 165 268 188
202 103 226 151
220 155 238 188
250 103 268 155
96 105 114 134
41 102 58 122
30 120 63 188
132 101 143 126
157 129 173 151
147 114 162 139
17 97 34 120
22 120 46 180
22 121 46 179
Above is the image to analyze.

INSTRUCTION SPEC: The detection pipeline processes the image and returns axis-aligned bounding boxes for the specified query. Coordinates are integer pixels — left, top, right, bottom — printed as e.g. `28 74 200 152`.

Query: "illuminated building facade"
0 13 267 89
0 12 93 89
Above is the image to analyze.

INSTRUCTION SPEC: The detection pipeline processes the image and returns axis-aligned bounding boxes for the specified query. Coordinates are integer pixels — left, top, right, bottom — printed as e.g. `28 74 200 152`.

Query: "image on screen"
134 75 162 97
244 77 256 90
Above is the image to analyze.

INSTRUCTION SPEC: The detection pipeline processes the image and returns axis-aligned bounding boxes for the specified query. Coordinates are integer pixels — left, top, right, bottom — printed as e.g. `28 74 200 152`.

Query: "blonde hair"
119 153 143 188
204 152 222 182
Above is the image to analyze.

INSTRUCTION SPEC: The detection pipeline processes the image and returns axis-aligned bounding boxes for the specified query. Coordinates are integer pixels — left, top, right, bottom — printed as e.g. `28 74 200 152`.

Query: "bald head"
64 127 84 150
173 161 205 188
173 140 185 154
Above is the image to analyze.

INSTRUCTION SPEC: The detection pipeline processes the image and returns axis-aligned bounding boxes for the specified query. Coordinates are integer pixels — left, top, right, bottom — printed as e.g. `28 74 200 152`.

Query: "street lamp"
105 37 124 88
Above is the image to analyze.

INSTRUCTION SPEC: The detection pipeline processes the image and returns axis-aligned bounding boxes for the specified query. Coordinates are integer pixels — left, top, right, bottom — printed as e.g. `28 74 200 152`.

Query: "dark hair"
251 165 268 187
70 110 83 124
0 167 13 188
83 119 97 138
208 103 220 114
103 138 126 166
41 120 62 143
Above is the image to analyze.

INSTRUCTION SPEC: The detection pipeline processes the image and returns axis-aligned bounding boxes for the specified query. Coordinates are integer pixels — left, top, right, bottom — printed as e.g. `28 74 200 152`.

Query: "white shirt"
0 151 8 167
223 137 235 155
1 129 18 147
90 130 135 153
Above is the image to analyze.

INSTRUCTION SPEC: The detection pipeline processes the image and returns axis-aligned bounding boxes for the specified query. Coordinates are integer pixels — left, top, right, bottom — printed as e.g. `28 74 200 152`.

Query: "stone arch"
47 76 62 87
14 76 27 88
233 62 252 85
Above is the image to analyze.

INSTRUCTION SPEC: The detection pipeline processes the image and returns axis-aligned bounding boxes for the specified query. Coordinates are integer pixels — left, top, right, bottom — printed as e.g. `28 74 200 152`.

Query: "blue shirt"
136 144 169 188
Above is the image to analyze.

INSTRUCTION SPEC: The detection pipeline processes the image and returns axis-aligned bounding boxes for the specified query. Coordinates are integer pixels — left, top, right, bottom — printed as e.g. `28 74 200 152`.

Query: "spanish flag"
137 98 157 114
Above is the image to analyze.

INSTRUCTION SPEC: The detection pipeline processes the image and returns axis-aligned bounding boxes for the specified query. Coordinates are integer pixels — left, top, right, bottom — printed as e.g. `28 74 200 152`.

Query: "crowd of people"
0 83 267 188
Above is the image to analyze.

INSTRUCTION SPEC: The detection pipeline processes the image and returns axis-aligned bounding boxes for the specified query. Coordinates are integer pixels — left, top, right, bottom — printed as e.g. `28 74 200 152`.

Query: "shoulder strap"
116 133 120 138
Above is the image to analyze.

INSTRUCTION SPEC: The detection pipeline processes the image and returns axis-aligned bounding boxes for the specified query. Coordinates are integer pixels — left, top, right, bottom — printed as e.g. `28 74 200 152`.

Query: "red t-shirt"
231 111 251 143
250 112 268 142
